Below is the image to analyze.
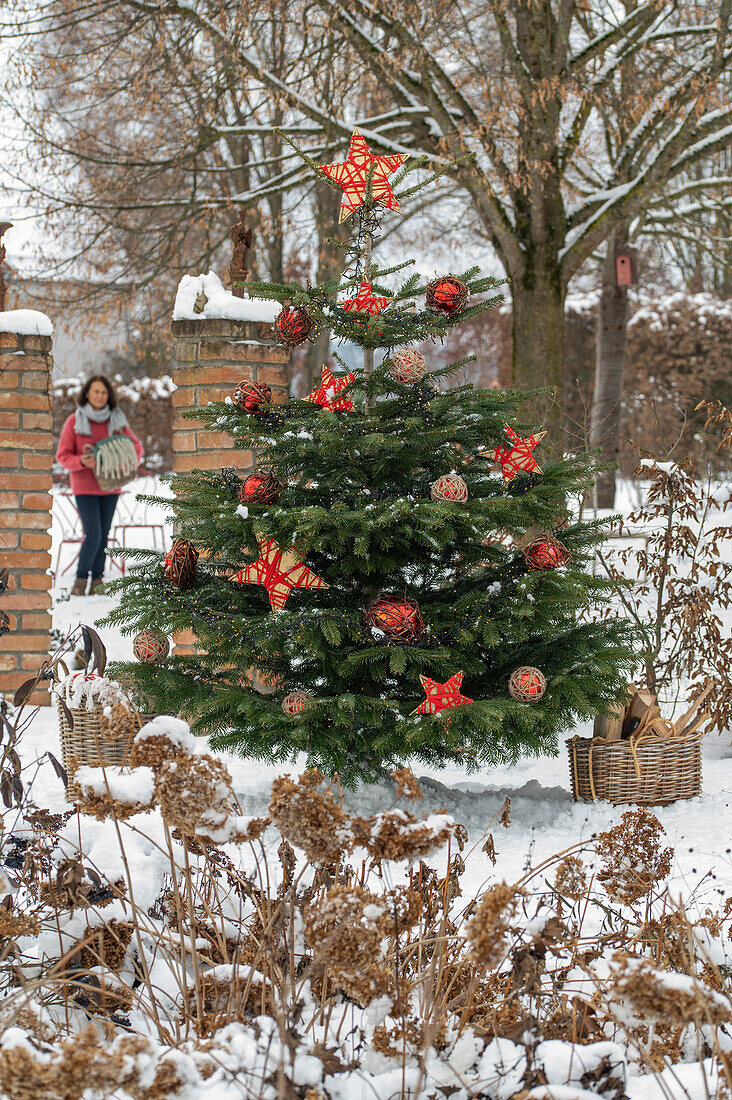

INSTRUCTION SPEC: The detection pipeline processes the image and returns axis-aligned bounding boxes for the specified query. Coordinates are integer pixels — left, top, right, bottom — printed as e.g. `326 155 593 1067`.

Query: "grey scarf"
75 402 129 436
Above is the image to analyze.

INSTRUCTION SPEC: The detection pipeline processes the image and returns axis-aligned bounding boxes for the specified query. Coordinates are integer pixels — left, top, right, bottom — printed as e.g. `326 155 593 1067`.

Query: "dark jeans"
75 494 119 580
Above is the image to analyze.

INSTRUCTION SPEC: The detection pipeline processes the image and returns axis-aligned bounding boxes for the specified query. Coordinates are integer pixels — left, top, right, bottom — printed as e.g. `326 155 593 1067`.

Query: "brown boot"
90 577 106 595
72 577 87 596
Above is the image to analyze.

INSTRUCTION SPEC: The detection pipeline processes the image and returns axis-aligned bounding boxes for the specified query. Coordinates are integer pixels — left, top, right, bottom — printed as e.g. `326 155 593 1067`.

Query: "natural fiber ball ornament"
239 473 283 506
275 305 314 347
133 629 170 664
233 380 272 413
164 538 199 590
282 690 314 717
364 594 424 645
431 474 468 503
522 534 571 571
388 348 426 385
509 666 547 702
426 276 469 316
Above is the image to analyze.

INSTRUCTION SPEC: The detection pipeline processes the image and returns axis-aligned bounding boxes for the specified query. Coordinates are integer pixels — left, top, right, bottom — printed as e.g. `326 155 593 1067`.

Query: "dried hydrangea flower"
351 808 454 864
391 767 423 801
553 854 589 901
304 884 392 1006
595 809 673 905
466 882 523 970
269 770 353 865
154 753 242 843
608 951 731 1026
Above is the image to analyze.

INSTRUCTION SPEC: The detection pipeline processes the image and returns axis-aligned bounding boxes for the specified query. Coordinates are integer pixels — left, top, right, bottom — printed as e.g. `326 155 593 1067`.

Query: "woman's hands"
80 451 96 469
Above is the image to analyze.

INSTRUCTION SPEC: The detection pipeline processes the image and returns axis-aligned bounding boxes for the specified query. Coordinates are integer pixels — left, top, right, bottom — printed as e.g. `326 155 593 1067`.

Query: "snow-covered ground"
8 473 730 1100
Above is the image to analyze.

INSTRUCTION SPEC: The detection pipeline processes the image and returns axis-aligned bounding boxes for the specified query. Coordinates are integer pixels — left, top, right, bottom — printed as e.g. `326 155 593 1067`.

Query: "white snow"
135 714 199 753
0 308 53 335
74 764 155 804
173 270 281 324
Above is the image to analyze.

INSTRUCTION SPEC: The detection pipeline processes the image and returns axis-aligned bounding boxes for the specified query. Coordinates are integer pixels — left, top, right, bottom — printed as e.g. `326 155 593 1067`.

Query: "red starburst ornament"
320 129 407 222
494 425 547 481
306 365 355 412
342 280 390 317
229 534 328 611
410 672 473 725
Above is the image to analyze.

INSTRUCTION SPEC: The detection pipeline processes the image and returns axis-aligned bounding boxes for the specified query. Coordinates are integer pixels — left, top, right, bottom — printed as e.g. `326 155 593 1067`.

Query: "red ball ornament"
430 474 469 503
275 305 314 347
238 473 283 506
522 534 571 572
364 594 424 645
232 380 272 413
133 629 170 664
426 276 469 316
509 666 547 702
282 690 314 717
163 538 198 590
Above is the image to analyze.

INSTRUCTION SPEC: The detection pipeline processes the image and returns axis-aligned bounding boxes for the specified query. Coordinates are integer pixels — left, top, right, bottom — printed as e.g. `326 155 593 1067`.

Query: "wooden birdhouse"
614 246 638 287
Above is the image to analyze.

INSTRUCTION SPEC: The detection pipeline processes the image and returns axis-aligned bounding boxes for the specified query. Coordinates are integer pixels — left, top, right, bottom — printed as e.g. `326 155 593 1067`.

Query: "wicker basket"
56 700 155 773
567 729 702 806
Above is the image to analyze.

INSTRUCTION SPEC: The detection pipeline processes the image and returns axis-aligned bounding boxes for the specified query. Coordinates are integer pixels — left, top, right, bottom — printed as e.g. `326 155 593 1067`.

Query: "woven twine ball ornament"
133 629 170 664
232 380 272 413
282 690 315 717
364 593 424 645
430 474 469 503
509 666 547 702
522 534 571 572
426 276 469 316
238 472 283 506
275 304 315 347
163 538 199 590
388 348 426 385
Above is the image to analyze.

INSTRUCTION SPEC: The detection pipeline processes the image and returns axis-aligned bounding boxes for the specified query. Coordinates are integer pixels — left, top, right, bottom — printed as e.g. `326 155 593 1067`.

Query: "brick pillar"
170 317 290 656
170 317 290 476
0 331 53 693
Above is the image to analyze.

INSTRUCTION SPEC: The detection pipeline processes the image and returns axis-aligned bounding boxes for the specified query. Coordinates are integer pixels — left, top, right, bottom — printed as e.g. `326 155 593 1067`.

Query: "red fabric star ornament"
410 671 473 723
320 130 407 222
306 365 355 412
342 280 390 317
494 425 547 481
231 534 328 611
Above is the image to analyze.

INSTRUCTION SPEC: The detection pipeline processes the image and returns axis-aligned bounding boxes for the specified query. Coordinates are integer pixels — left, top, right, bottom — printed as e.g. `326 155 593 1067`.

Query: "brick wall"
170 316 290 656
0 331 53 694
170 317 289 477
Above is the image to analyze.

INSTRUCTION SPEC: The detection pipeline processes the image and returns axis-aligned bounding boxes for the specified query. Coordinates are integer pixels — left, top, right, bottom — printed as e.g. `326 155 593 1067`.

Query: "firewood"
593 704 625 742
622 689 657 738
673 679 714 736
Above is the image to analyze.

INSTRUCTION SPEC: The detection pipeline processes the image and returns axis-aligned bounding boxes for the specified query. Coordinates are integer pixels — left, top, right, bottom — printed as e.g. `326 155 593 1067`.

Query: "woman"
56 375 144 595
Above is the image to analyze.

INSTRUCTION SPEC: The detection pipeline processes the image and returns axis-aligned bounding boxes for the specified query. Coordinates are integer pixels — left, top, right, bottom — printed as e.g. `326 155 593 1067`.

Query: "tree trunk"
300 179 350 395
511 268 565 453
589 236 630 509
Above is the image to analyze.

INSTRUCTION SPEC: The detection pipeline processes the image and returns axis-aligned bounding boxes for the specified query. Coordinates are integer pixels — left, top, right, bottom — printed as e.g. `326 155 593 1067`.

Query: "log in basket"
568 682 711 806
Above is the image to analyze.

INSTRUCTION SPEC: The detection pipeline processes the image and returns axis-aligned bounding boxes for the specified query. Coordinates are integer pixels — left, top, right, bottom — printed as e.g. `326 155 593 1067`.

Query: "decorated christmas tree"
106 131 634 784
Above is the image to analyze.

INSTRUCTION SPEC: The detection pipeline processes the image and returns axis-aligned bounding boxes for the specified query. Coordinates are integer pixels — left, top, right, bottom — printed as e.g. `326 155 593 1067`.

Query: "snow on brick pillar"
170 317 290 477
0 324 54 695
170 315 289 654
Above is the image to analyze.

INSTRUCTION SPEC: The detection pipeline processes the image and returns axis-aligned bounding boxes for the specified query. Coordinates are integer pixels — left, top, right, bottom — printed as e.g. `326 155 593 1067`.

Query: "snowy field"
7 473 730 1100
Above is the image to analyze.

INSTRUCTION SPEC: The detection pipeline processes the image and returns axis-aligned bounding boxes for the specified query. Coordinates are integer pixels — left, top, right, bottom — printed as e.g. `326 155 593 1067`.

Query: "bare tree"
4 0 731 438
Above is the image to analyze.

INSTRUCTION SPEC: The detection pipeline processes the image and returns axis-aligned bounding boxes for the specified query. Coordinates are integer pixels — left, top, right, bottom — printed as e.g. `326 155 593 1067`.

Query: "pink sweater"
56 413 144 495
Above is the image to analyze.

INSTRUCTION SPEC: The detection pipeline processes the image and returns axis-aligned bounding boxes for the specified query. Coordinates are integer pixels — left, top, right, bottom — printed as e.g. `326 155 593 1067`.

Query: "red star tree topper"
306 365 355 411
494 425 546 481
229 534 328 611
320 130 407 221
410 671 473 722
342 280 390 317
